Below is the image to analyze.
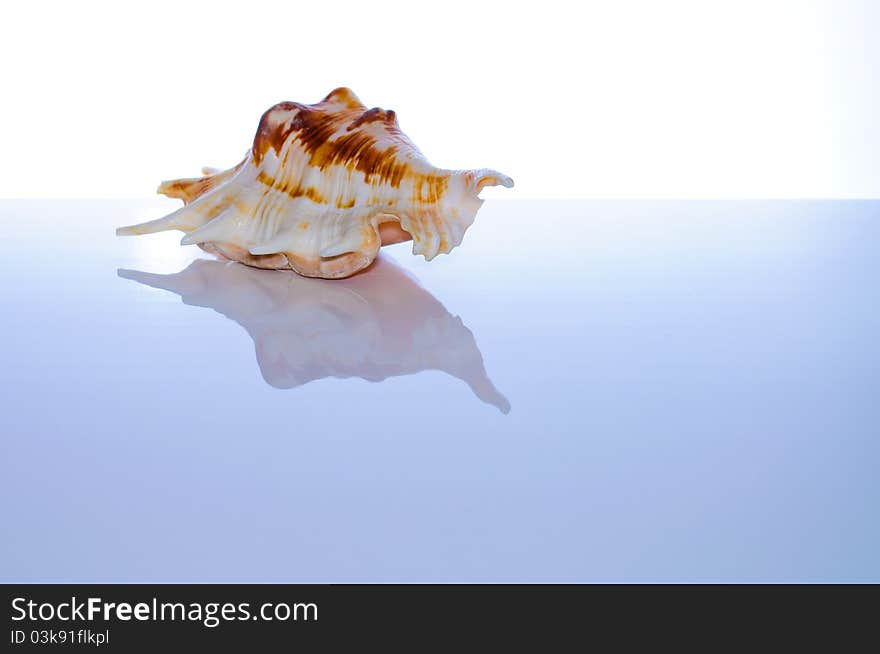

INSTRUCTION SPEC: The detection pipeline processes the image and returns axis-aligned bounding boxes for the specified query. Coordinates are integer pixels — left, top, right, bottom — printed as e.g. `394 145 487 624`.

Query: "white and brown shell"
117 87 513 278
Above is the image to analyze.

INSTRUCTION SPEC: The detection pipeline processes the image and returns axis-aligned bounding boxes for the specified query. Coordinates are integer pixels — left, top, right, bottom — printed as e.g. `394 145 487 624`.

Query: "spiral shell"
117 87 513 278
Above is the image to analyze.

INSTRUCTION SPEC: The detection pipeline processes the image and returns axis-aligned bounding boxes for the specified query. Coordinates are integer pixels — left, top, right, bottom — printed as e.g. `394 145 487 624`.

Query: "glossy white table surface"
2 199 877 581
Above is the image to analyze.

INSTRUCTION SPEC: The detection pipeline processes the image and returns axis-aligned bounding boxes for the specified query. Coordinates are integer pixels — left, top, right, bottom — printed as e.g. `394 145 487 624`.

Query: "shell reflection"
118 256 509 413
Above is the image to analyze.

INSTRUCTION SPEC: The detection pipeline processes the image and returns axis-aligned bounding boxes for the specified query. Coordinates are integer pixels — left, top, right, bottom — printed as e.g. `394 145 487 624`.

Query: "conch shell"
118 255 510 412
117 87 513 278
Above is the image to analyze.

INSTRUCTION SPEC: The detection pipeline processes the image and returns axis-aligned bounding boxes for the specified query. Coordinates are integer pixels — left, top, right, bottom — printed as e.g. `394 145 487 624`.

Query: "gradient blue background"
1 199 878 581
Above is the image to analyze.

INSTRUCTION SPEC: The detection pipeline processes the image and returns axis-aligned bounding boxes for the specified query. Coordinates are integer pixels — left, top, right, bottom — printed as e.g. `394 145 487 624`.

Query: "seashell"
117 87 513 279
118 255 510 412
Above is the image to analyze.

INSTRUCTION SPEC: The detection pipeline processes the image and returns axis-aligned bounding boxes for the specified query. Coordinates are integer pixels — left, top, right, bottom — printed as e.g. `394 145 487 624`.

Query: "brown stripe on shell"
252 101 306 165
252 99 419 192
257 170 327 204
347 107 398 131
158 158 247 204
411 175 449 204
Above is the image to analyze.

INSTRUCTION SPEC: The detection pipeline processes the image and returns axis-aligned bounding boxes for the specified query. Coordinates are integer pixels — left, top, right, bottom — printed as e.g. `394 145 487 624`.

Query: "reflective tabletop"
1 199 878 581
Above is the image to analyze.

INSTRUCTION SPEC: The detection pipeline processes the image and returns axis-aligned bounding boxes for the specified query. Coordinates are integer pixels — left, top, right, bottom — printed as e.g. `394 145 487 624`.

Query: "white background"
1 0 876 198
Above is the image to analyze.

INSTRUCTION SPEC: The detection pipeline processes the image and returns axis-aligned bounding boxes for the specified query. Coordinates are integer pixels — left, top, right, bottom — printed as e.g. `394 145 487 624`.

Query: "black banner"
3 584 876 649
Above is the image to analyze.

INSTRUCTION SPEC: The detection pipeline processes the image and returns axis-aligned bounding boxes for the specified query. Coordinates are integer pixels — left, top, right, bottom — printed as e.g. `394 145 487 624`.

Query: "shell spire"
118 87 513 278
